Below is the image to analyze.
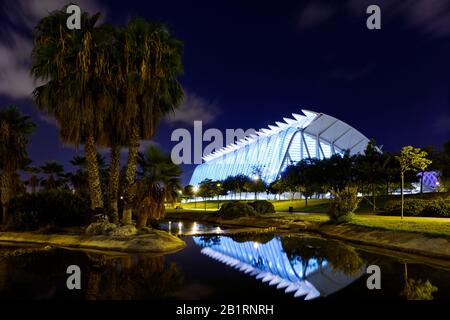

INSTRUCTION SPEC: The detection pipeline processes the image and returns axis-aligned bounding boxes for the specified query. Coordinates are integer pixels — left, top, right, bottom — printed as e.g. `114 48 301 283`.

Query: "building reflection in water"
193 234 365 300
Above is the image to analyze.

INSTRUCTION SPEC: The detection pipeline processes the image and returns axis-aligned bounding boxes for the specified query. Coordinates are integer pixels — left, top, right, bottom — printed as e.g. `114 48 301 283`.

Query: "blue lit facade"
193 235 363 299
190 110 370 186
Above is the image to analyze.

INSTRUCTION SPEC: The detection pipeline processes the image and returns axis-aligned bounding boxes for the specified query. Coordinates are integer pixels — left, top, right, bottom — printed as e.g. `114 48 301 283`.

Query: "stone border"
0 229 186 254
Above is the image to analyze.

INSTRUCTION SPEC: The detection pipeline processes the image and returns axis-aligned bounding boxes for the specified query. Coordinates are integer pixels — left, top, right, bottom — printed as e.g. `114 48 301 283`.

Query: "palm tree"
117 18 184 225
24 166 41 194
40 160 64 191
0 107 35 227
135 146 182 228
31 8 113 211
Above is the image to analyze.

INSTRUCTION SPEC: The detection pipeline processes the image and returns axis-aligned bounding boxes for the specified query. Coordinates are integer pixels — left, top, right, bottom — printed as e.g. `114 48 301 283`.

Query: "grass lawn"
349 215 450 237
177 198 329 212
177 192 448 215
166 208 450 237
167 192 450 237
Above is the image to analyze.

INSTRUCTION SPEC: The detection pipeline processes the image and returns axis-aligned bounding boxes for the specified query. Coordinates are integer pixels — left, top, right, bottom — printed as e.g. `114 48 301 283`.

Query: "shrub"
383 198 450 217
421 199 450 217
248 200 275 214
215 201 257 220
9 190 90 231
327 187 360 223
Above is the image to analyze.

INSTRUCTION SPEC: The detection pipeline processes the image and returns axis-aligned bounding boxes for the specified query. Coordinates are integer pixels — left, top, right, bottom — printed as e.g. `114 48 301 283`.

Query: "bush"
384 198 449 217
327 187 360 223
215 201 257 220
421 199 450 217
248 200 275 214
9 190 90 231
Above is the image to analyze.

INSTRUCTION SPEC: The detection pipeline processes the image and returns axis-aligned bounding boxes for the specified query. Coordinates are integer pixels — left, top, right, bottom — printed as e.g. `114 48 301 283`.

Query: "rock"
86 221 117 235
138 226 153 234
109 225 138 237
90 214 109 223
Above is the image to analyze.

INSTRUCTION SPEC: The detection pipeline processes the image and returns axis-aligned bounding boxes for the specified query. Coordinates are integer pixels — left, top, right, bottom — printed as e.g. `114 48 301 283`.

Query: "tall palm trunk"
136 211 148 229
122 126 140 225
108 144 120 224
85 134 103 210
0 172 11 227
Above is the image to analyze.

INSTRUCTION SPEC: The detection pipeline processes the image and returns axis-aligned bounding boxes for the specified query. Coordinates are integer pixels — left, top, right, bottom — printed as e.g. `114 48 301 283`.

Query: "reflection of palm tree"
401 263 437 300
83 253 184 299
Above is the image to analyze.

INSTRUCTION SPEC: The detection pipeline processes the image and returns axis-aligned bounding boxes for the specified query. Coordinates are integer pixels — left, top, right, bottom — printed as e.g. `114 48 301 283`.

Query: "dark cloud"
0 0 107 99
299 0 450 38
165 91 219 125
298 2 336 30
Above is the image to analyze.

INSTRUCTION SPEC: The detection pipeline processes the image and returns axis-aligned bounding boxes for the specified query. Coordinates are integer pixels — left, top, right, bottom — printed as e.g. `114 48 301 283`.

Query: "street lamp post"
253 175 259 200
216 183 221 209
193 186 198 208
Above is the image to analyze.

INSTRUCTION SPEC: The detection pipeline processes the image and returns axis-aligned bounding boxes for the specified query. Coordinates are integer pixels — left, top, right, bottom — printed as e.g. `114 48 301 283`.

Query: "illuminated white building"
189 109 370 186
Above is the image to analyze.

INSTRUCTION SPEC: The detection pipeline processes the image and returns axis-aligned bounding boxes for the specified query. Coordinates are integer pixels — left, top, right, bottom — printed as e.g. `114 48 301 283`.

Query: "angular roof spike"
292 113 306 121
302 109 319 119
275 121 289 128
268 125 279 131
283 117 297 125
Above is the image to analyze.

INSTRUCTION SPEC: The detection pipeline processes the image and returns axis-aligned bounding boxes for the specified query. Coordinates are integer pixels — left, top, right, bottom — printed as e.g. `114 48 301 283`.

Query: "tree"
24 166 41 194
356 139 384 211
396 146 432 219
183 185 195 202
0 107 35 227
118 18 184 225
197 179 216 210
297 159 320 206
135 146 182 228
32 8 111 211
40 160 64 191
268 179 287 200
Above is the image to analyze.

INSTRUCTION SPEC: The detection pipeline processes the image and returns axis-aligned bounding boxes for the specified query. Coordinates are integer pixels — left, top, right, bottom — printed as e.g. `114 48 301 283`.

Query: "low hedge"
9 190 90 231
214 201 257 220
248 200 275 214
384 198 450 217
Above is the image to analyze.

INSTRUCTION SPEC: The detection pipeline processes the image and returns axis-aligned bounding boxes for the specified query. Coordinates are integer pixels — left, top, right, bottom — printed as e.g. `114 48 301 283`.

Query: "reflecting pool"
0 229 449 300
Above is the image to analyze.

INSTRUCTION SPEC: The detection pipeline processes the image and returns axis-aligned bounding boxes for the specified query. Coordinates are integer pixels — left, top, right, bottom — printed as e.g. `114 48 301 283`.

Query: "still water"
0 222 449 300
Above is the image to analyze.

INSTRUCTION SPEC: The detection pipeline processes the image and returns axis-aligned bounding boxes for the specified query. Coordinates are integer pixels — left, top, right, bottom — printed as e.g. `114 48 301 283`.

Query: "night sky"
0 0 449 184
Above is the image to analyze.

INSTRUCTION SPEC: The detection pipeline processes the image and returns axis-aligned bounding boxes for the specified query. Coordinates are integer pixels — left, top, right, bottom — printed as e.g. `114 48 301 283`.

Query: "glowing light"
192 222 198 233
253 242 260 249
